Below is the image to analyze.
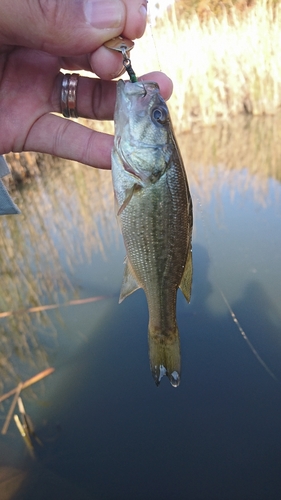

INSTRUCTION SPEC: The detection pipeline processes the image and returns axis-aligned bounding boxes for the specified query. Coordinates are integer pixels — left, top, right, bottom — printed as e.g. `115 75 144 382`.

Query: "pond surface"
0 116 281 500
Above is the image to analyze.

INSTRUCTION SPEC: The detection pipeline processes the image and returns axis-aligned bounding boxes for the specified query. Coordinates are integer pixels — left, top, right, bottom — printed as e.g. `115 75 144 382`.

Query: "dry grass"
132 0 281 131
0 161 115 392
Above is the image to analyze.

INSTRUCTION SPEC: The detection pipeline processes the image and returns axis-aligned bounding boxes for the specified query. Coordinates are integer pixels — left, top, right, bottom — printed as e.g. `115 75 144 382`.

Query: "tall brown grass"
132 0 281 131
0 162 115 394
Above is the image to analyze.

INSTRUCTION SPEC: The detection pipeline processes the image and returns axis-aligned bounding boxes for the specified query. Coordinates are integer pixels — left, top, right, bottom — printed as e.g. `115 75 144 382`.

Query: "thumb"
0 0 126 55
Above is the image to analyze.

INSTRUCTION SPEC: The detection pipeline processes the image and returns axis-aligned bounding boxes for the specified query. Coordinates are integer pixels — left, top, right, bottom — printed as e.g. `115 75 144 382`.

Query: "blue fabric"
0 155 21 215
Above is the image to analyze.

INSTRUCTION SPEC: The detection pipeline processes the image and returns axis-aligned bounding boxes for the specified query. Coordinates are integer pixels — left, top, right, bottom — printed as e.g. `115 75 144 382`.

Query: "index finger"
53 71 173 120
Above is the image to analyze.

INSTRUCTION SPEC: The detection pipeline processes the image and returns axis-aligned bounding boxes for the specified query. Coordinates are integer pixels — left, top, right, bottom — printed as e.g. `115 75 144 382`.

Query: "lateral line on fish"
196 196 279 384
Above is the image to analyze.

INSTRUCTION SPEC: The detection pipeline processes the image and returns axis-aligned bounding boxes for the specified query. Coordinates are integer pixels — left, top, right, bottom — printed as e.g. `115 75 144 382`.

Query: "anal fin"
119 258 140 303
179 246 193 303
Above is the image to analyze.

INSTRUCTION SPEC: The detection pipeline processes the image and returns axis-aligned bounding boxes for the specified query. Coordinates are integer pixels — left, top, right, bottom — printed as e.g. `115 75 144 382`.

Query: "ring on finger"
61 73 80 118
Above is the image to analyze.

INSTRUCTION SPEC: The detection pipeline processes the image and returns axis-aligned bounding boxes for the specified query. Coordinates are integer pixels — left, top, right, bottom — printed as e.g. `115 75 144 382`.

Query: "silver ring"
61 73 80 118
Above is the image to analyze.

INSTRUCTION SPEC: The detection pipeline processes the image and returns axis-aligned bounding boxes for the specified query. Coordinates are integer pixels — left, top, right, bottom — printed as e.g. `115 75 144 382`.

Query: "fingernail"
139 2 148 20
114 65 126 78
84 0 123 29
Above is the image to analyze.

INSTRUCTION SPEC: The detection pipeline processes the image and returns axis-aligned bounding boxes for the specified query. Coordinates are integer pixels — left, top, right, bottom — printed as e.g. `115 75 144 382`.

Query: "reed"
0 162 115 395
132 0 281 131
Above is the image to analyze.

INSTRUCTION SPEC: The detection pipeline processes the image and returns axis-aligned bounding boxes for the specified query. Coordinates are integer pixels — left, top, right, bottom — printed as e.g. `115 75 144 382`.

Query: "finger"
121 0 148 40
89 47 125 80
0 0 142 56
24 114 113 169
88 0 148 78
60 51 125 80
60 55 93 73
139 72 173 101
60 49 126 80
53 75 117 120
52 72 173 120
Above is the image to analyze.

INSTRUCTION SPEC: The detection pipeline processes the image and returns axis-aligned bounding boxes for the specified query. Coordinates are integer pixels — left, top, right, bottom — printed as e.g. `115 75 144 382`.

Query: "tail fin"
148 326 181 387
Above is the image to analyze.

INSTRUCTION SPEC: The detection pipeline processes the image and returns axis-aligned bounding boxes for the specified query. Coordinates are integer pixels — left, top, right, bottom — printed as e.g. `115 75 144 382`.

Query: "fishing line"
147 5 162 73
219 289 278 382
196 195 279 383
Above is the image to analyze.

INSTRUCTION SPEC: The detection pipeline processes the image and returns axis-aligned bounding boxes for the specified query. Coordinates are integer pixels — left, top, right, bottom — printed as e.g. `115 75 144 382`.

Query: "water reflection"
178 113 281 203
5 241 281 500
0 164 115 393
0 114 281 499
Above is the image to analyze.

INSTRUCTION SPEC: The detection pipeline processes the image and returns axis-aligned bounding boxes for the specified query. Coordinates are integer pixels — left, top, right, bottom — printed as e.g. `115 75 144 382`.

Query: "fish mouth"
116 79 160 100
115 80 162 135
114 80 130 134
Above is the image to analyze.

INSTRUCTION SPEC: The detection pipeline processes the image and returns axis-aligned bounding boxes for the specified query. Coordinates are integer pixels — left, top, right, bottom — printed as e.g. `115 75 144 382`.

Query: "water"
0 116 281 499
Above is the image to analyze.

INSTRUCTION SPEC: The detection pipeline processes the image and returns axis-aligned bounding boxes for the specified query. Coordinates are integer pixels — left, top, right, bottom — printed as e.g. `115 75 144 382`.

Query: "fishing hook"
121 47 137 83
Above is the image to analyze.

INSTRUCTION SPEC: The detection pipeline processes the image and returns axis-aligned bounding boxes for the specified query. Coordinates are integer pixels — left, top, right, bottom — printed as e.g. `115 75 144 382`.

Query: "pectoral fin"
117 184 141 217
179 246 193 303
119 258 140 303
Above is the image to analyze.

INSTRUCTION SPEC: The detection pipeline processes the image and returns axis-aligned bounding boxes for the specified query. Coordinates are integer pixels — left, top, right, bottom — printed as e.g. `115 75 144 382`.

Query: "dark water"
0 117 281 499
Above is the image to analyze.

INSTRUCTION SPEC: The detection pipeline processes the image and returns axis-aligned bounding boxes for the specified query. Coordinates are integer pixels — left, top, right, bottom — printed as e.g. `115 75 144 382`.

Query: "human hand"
0 0 173 169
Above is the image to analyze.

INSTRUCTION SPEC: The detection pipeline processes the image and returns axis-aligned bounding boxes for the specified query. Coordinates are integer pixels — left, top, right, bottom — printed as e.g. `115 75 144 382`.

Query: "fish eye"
152 106 168 125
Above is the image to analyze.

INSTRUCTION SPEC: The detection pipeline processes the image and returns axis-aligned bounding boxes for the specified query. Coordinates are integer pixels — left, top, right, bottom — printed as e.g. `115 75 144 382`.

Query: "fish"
112 80 193 387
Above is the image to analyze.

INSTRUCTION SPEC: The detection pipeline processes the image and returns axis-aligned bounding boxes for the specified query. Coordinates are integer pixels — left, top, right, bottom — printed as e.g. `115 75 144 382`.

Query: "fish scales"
120 160 189 327
112 80 193 387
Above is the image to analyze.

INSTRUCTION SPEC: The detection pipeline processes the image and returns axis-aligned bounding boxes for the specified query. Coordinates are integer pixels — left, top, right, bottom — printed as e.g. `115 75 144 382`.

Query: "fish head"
114 80 173 184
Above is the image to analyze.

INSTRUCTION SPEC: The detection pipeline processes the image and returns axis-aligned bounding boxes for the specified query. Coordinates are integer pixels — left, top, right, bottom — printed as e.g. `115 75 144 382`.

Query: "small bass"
112 80 193 387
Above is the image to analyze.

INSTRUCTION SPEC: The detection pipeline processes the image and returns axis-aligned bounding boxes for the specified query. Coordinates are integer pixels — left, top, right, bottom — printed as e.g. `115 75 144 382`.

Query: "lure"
104 36 137 82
